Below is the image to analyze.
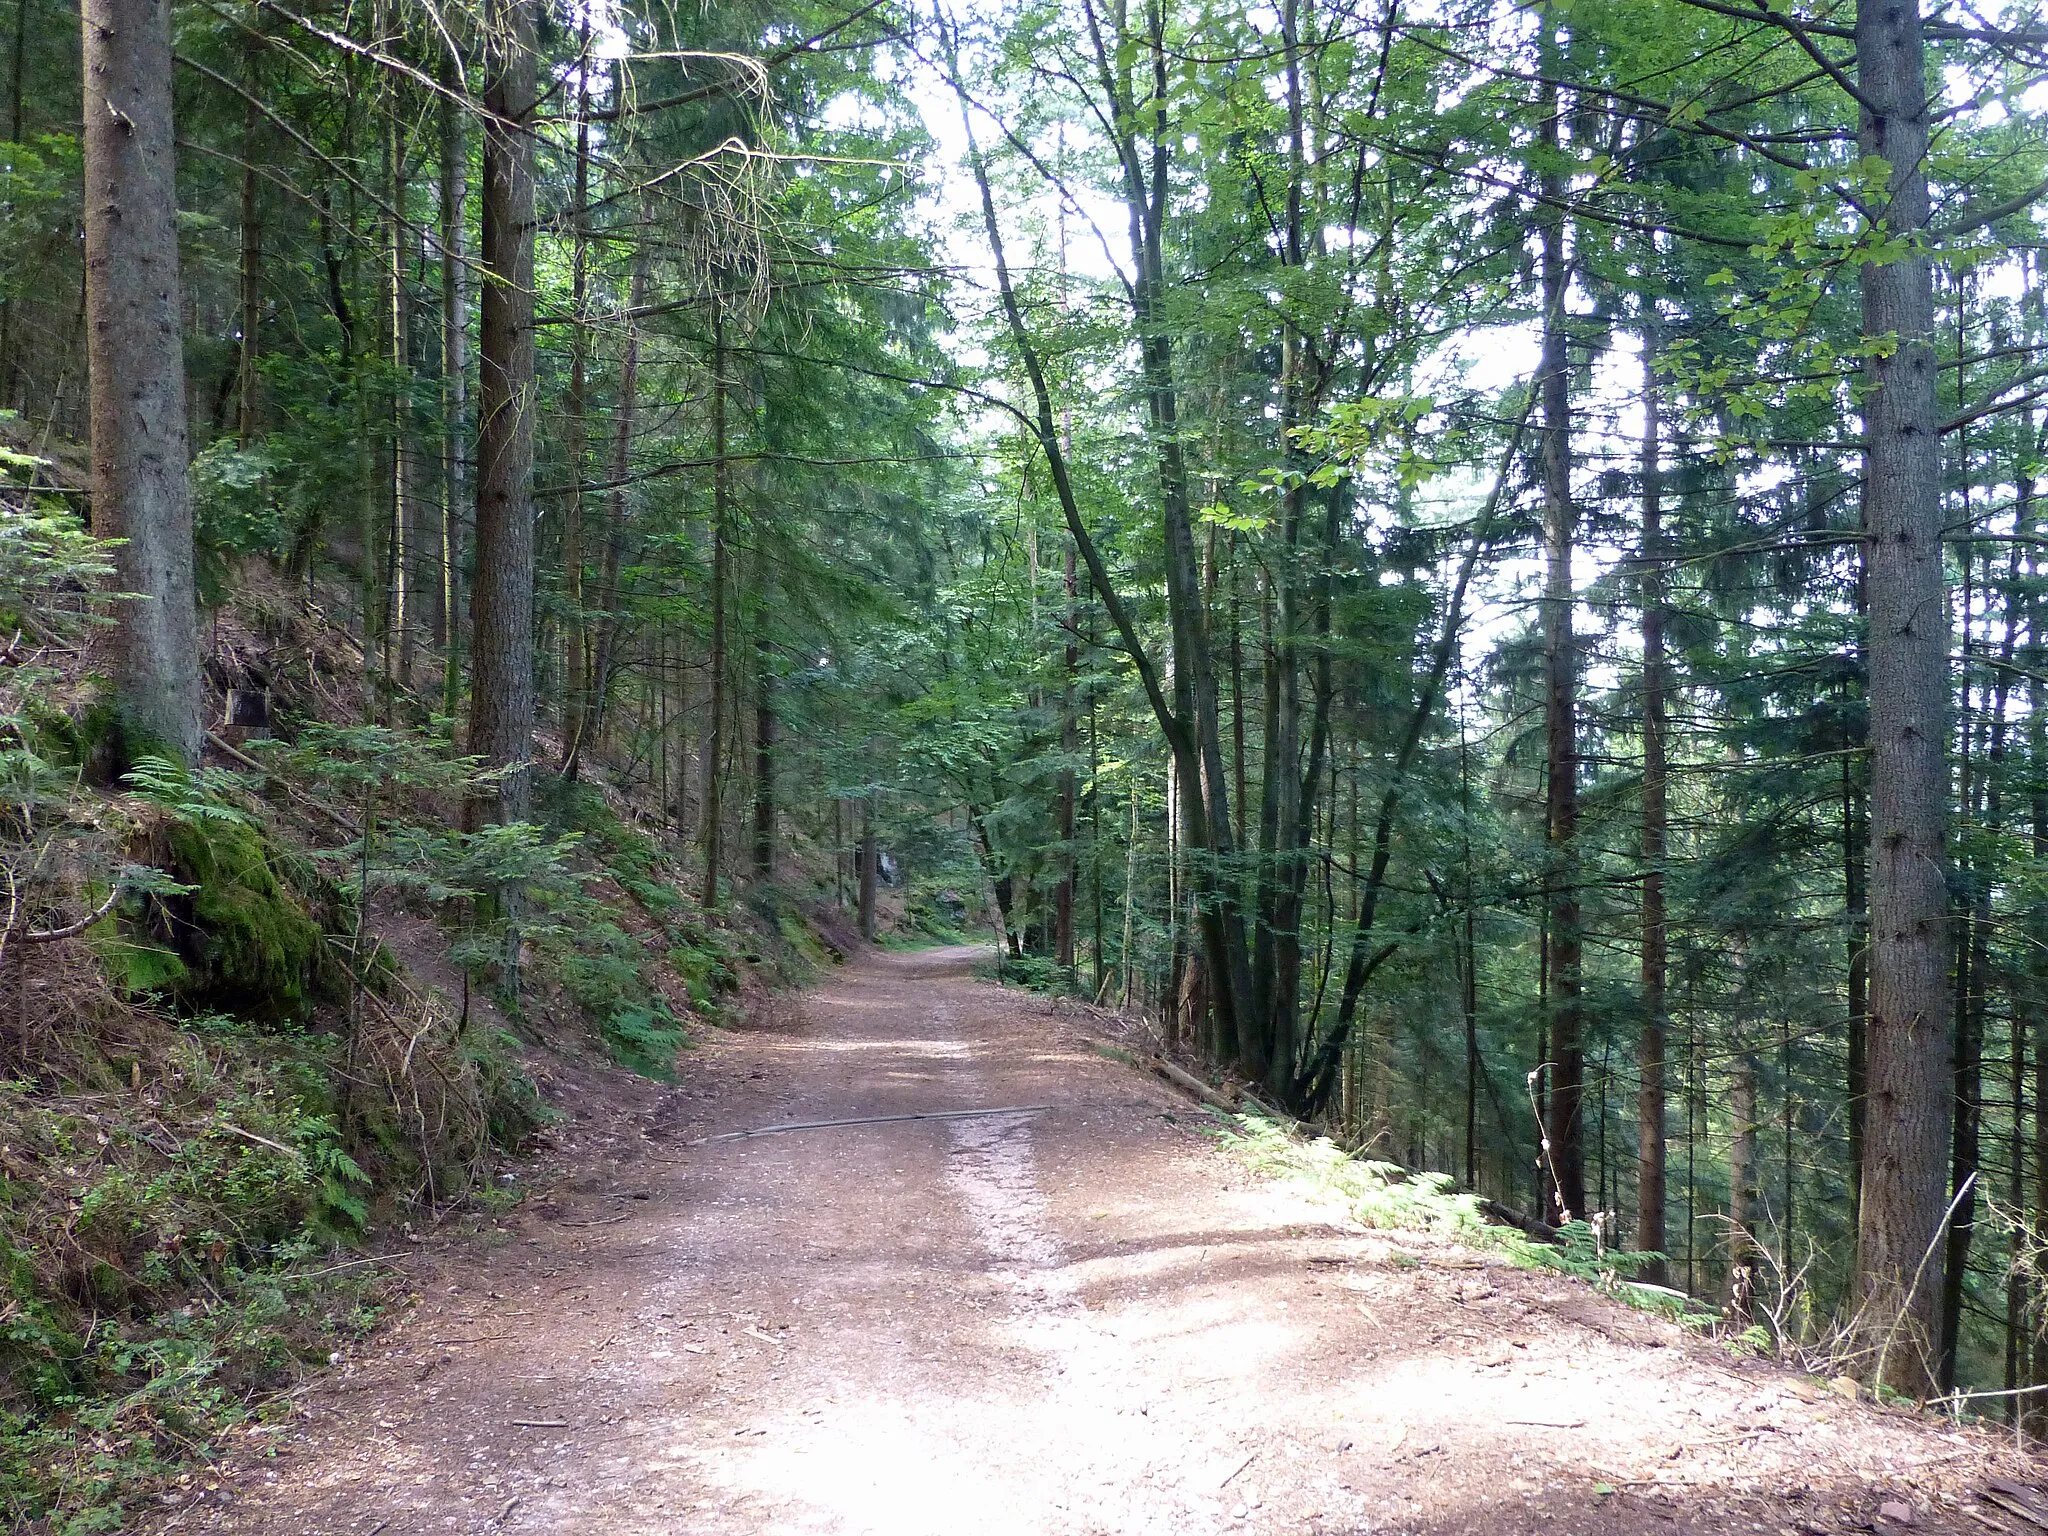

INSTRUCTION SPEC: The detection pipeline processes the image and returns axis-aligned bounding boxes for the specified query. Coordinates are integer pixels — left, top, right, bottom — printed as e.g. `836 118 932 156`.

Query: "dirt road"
154 947 2026 1535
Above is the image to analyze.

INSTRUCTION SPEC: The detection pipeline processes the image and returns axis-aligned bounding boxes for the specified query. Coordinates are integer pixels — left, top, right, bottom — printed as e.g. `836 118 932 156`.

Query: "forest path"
155 946 2022 1536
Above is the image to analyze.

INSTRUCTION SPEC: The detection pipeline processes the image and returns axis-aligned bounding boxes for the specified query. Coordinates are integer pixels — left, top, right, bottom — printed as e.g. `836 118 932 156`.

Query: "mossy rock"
20 678 118 775
170 817 335 1017
121 814 340 1019
88 923 190 995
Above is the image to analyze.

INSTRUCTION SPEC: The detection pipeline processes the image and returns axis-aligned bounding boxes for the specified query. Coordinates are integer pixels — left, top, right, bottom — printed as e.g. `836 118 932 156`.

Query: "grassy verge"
1207 1112 1723 1330
0 1013 502 1532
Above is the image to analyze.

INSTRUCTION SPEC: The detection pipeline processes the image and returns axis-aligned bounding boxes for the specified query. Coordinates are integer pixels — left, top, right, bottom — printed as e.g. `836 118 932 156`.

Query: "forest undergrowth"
0 538 861 1532
1206 1108 1996 1417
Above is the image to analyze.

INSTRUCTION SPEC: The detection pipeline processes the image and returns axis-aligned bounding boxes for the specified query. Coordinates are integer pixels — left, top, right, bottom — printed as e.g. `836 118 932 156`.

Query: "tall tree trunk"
467 0 537 824
1080 0 1257 1071
81 0 201 764
1941 537 1984 1393
560 43 592 776
1727 1043 1760 1321
2032 638 2048 1436
352 61 381 711
750 562 774 882
700 317 730 909
1231 537 1247 855
1462 691 1480 1189
1638 324 1670 1284
236 49 262 447
438 44 467 720
386 90 413 690
1055 540 1077 970
1846 619 1869 1234
1303 396 1536 1116
573 185 650 769
1255 0 1333 1098
1537 24 1586 1225
2016 461 2040 1425
859 798 878 942
1853 0 1951 1399
0 0 27 402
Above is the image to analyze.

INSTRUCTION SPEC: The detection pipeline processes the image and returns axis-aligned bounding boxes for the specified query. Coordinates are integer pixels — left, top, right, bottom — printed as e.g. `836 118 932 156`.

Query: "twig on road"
694 1104 1055 1143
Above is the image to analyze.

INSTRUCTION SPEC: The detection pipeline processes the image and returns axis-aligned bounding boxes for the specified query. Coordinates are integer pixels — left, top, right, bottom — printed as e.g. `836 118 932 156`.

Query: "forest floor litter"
141 946 2044 1535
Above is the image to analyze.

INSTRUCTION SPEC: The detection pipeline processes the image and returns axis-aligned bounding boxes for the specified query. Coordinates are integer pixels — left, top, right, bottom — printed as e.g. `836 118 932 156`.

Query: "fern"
122 755 253 826
602 1000 686 1080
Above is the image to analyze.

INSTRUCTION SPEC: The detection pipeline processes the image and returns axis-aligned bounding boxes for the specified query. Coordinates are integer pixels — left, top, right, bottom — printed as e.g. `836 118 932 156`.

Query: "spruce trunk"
467 0 537 824
1537 36 1585 1225
81 0 201 764
438 46 467 720
1638 330 1669 1282
1852 0 1951 1399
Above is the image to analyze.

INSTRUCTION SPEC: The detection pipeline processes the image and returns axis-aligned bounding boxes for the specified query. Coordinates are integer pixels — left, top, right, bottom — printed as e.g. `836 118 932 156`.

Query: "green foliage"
1512 1219 1671 1289
985 952 1080 995
600 1000 688 1080
472 1030 549 1150
0 1041 397 1530
159 815 331 1017
537 777 682 916
1210 1115 1721 1328
188 441 290 604
89 928 189 995
666 929 734 1012
559 922 645 1016
559 919 692 1077
1214 1114 1496 1239
774 913 832 978
0 497 116 641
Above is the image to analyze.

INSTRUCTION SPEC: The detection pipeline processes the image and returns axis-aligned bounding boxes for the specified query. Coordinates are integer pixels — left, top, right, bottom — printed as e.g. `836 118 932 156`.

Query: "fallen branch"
697 1104 1054 1143
288 1252 411 1280
21 885 122 943
205 730 362 837
1480 1198 1560 1244
219 1122 301 1159
1149 1056 1240 1116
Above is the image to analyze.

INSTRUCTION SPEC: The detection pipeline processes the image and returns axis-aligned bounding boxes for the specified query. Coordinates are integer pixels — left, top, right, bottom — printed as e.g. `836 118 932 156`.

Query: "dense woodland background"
2 0 2047 1520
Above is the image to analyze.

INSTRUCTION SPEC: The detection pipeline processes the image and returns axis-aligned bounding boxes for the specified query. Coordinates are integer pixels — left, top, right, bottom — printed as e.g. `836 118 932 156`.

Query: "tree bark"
1638 326 1669 1284
1852 0 1951 1400
438 43 467 720
1462 690 1480 1190
236 46 262 448
699 317 730 909
1537 24 1585 1224
1941 542 1985 1394
2032 632 2048 1436
1253 0 1334 1098
1300 393 1535 1116
1077 0 1257 1071
1055 540 1077 970
466 0 537 824
560 43 592 777
1846 625 1869 1234
386 86 413 689
81 0 201 764
578 187 650 761
1727 1044 1760 1321
750 563 774 882
859 798 878 942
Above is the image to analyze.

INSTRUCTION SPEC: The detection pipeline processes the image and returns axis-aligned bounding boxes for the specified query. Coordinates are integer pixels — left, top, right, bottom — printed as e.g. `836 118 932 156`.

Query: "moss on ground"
163 816 335 1019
